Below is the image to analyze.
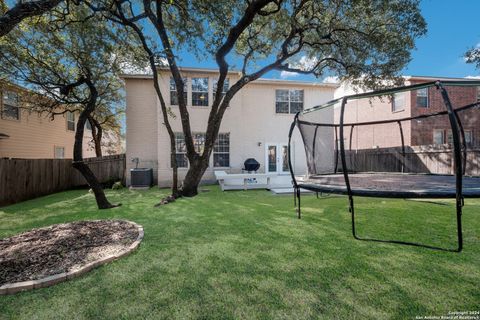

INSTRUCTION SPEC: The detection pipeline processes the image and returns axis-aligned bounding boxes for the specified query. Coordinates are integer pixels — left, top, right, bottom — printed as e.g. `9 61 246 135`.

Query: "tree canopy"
0 2 144 208
0 0 68 37
92 0 426 197
465 46 480 71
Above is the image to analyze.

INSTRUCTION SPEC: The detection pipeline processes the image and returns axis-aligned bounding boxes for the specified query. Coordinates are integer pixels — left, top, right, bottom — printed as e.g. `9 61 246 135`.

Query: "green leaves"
0 2 145 127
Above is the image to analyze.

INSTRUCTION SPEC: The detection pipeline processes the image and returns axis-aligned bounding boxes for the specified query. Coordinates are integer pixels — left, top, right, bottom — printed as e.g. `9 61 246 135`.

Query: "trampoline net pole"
437 82 464 252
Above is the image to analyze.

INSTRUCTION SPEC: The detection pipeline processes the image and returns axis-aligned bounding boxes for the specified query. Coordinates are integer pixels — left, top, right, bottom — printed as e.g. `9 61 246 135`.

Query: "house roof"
120 66 339 88
405 75 480 82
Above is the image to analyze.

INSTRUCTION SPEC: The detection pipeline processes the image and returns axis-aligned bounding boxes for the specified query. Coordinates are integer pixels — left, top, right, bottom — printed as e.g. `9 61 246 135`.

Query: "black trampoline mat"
298 173 480 198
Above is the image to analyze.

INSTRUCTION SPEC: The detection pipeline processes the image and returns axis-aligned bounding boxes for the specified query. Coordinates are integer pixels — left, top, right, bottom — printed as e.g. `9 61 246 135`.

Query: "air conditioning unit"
130 168 153 188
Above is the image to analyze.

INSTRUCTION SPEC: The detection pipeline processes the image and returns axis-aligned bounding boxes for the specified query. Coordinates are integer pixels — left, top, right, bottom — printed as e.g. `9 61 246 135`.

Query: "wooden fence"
0 154 125 207
340 146 480 176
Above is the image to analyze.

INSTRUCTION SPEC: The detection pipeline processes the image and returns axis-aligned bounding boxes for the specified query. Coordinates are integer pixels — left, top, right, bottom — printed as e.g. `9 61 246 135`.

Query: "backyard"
0 186 479 319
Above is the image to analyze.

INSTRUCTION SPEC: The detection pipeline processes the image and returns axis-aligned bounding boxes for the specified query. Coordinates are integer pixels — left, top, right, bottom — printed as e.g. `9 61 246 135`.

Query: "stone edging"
0 220 144 295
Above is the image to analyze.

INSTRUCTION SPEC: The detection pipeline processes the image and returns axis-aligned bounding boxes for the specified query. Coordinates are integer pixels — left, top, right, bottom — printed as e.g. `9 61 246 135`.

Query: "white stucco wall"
124 69 336 187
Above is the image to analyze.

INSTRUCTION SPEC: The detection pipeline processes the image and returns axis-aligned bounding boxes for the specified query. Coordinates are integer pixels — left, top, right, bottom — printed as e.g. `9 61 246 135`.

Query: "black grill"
243 158 260 172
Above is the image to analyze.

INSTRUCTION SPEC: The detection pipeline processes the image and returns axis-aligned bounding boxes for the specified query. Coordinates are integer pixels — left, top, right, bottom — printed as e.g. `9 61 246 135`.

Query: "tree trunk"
181 156 210 197
72 82 116 209
88 116 103 157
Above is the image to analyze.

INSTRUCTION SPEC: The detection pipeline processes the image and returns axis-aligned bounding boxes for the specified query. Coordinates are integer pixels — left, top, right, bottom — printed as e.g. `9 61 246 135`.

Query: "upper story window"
192 77 209 106
275 89 304 114
2 91 20 120
213 78 229 99
85 120 92 131
170 77 187 106
66 111 75 131
416 88 429 108
392 92 405 112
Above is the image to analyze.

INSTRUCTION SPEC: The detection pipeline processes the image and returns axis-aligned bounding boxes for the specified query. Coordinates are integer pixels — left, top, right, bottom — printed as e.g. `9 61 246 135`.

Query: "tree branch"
0 0 65 37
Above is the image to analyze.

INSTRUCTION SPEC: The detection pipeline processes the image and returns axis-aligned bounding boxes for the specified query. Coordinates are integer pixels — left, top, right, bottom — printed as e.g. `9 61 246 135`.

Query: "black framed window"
2 91 19 120
192 77 209 106
275 89 304 114
170 77 187 105
214 133 230 167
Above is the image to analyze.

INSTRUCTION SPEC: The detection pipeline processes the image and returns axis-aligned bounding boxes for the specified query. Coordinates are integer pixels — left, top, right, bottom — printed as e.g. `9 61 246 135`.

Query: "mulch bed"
0 220 139 286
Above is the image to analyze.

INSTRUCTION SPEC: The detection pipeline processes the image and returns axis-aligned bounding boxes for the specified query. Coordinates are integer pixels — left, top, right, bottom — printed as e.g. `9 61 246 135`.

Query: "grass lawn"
0 186 479 319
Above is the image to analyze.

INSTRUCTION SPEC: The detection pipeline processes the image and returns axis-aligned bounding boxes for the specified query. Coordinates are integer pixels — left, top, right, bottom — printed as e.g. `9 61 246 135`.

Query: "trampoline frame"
288 80 480 252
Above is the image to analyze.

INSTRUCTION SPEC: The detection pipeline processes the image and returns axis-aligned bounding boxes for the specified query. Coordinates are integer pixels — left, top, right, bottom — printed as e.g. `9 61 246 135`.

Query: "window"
213 78 229 99
214 133 230 167
477 86 480 102
172 133 208 168
2 91 19 120
465 130 473 146
193 133 206 154
54 146 65 159
66 111 75 131
192 77 209 106
173 133 188 168
275 89 304 114
392 93 405 112
446 130 453 145
433 129 445 145
85 120 92 131
170 77 187 105
416 88 429 108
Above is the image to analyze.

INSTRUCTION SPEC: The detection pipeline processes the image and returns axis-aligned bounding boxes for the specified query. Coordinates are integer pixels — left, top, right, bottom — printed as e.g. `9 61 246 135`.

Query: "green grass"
0 186 479 320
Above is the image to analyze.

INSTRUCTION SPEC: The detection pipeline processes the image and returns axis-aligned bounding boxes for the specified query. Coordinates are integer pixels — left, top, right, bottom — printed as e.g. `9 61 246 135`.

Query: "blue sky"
170 0 480 82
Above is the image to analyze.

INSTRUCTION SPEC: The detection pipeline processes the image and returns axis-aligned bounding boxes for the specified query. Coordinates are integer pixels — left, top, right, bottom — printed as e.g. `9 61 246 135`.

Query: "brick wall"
410 83 479 146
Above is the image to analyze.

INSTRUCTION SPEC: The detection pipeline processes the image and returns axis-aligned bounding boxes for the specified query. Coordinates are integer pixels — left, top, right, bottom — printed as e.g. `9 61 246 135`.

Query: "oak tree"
95 0 426 197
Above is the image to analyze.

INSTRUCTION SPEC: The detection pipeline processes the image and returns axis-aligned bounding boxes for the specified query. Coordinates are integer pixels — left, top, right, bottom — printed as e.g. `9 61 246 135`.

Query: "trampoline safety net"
289 80 480 252
294 81 480 198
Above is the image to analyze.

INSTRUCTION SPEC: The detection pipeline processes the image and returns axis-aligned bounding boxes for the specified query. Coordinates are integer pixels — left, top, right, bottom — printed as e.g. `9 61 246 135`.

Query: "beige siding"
125 70 336 187
0 85 120 159
125 78 158 184
0 108 96 159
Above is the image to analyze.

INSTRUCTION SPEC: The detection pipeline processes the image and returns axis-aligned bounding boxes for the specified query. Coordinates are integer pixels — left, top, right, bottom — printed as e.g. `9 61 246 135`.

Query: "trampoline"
288 80 480 252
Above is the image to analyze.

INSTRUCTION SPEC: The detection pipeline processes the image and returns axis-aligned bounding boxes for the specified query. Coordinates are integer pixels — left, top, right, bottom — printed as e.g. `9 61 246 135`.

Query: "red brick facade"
340 79 480 150
410 83 479 147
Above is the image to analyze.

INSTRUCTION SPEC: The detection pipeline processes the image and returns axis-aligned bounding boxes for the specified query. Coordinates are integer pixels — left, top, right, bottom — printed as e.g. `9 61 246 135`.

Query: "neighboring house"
0 82 119 159
335 76 480 150
123 67 337 187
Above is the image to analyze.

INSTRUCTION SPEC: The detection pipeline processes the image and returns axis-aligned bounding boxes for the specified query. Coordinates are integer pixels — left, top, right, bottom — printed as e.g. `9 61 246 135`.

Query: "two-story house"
123 67 337 187
0 82 119 159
